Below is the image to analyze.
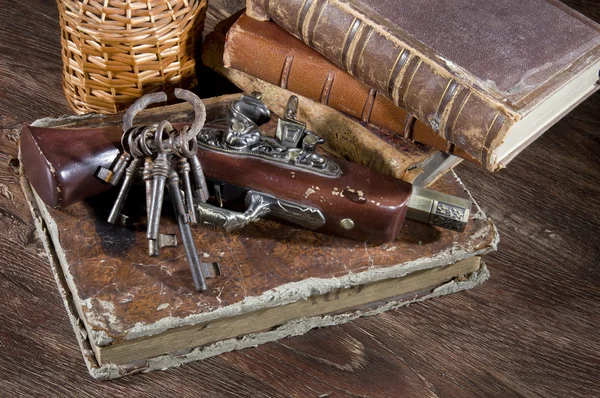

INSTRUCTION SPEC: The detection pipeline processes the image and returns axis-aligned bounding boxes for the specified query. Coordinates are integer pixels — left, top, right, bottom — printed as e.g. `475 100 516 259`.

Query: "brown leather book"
19 97 497 379
224 14 474 163
246 0 600 171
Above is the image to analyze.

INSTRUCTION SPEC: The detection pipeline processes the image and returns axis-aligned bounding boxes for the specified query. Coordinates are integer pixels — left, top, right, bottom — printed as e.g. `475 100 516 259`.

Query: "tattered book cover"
19 97 497 379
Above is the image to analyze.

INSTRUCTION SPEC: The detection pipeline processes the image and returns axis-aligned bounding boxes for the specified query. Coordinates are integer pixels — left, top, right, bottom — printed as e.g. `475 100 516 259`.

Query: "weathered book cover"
21 165 496 380
223 14 474 164
18 99 497 380
246 0 600 170
203 31 462 185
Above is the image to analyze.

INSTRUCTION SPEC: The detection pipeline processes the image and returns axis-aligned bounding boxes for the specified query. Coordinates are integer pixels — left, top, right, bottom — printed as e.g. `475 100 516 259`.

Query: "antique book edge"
22 168 491 380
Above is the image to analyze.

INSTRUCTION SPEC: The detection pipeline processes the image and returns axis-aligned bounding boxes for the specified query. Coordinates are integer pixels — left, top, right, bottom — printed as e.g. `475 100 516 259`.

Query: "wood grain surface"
1 1 599 397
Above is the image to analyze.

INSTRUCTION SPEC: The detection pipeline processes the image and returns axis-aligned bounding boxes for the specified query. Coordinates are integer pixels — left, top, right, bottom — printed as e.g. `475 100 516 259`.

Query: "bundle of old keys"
96 89 216 292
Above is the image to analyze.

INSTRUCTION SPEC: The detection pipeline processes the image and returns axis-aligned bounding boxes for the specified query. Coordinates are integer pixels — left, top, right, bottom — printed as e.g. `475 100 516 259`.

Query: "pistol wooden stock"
20 124 413 243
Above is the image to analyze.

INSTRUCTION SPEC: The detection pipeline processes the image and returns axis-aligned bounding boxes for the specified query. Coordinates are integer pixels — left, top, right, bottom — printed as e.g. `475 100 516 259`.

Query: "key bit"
201 261 221 279
148 233 179 256
158 233 178 248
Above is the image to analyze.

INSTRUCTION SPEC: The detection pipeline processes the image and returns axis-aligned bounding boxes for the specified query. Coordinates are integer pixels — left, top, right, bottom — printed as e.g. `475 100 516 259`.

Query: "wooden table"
1 1 598 396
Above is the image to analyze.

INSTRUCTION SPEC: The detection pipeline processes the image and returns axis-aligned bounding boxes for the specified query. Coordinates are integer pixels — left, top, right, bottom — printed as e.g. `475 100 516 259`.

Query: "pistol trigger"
214 183 223 208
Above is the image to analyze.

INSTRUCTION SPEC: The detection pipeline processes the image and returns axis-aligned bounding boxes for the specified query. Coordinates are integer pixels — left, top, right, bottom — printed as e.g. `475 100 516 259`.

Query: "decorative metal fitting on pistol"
406 187 471 232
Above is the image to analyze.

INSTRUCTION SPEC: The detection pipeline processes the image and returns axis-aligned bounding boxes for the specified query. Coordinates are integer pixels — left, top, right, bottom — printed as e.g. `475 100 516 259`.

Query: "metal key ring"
138 126 155 157
176 126 198 158
122 92 168 134
154 120 174 154
128 126 147 158
120 125 141 153
174 88 206 142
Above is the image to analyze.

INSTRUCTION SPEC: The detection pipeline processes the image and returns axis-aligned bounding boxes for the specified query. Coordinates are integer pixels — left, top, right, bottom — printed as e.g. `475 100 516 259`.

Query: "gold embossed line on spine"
387 49 411 100
361 88 377 122
433 79 460 134
349 25 373 77
397 57 422 109
305 0 327 47
320 71 336 105
445 89 471 144
279 55 295 89
341 18 362 72
340 18 373 77
482 113 507 165
296 0 314 40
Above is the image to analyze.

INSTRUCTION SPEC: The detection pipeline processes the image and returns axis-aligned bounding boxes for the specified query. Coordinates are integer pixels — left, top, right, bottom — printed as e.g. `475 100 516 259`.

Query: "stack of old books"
21 0 599 379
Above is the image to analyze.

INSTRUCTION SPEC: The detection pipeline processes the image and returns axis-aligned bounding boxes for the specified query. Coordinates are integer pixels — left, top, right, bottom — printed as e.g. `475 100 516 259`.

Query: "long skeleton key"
147 121 173 254
175 90 209 204
137 127 160 255
179 127 209 204
173 132 198 224
166 169 207 291
107 157 141 224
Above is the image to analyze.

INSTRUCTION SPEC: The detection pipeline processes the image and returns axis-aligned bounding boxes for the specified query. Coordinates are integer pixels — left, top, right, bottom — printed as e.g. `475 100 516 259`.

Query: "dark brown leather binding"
246 0 600 170
224 14 473 162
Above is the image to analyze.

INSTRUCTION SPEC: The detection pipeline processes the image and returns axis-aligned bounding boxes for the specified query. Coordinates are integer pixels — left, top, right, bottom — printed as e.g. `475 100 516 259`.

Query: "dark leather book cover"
18 96 497 379
201 16 462 187
247 0 600 170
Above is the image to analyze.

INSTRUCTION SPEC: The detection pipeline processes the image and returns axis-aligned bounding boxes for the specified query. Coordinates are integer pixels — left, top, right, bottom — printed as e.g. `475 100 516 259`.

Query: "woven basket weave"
57 0 206 114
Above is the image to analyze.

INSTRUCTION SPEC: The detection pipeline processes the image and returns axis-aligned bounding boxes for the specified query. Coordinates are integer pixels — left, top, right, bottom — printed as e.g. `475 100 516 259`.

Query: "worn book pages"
21 165 496 379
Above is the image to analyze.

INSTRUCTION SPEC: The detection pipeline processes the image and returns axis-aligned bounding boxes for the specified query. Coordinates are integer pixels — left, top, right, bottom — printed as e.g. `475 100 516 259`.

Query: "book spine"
224 15 474 162
246 0 518 170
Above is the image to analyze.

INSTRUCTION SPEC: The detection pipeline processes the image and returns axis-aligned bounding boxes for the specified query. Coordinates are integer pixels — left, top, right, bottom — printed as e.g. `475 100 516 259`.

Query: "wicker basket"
57 0 206 114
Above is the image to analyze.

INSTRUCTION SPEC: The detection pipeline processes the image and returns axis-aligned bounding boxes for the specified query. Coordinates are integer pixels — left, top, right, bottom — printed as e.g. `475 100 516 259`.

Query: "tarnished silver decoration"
246 191 326 230
197 93 341 177
196 190 326 233
429 202 467 231
340 218 355 230
406 186 471 232
198 127 340 177
196 193 269 232
276 96 305 148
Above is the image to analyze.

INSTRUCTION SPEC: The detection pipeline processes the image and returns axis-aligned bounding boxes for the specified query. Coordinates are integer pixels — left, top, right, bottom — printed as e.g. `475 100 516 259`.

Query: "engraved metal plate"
428 201 467 232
